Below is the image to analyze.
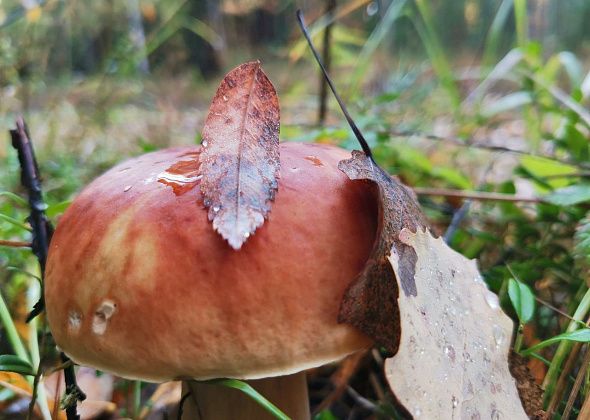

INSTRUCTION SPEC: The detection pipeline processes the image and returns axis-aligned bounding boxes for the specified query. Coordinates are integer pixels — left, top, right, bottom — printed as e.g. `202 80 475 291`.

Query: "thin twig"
534 296 582 324
346 386 378 412
444 160 496 243
297 9 373 158
0 239 31 247
563 345 590 420
10 118 84 420
383 129 590 169
9 117 51 321
413 187 543 203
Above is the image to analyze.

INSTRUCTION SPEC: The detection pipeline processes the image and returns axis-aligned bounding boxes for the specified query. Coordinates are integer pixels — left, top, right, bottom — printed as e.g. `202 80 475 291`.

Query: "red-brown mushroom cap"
45 142 377 381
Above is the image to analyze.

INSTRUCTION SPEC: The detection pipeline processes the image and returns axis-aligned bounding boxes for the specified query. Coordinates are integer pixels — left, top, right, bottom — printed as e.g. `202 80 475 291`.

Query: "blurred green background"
3 0 590 418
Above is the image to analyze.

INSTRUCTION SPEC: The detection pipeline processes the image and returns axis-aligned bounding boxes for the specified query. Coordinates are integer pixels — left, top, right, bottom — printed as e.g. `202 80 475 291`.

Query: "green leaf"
508 278 535 324
521 328 590 356
204 379 289 420
0 192 27 207
0 355 34 376
520 155 577 190
575 214 590 265
0 214 31 232
545 184 590 206
431 167 472 189
314 410 338 420
46 200 72 218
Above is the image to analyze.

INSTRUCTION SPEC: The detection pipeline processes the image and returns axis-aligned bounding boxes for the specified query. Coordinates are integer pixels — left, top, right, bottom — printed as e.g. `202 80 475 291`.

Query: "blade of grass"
482 0 514 68
0 355 34 376
412 0 461 112
541 287 590 406
0 289 29 362
346 0 407 97
204 379 290 420
464 48 524 106
526 72 590 128
27 278 52 420
0 213 32 232
0 192 28 207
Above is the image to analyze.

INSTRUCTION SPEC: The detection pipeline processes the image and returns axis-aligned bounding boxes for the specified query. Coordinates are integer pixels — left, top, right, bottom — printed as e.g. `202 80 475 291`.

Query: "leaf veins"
199 61 280 250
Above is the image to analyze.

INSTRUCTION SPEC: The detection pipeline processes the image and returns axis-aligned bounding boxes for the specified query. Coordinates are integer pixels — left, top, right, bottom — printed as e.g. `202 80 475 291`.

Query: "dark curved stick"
296 9 373 159
10 117 85 419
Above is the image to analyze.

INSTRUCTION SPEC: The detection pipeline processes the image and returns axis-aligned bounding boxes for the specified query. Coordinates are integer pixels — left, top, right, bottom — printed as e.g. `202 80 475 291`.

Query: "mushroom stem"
181 372 310 420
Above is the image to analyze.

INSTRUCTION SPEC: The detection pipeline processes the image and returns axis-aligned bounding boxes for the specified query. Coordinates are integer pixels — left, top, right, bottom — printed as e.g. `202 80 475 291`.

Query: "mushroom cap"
45 142 376 382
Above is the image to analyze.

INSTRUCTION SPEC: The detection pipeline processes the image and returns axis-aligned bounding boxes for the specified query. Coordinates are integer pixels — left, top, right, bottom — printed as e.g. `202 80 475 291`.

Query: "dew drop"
202 140 208 147
124 185 132 192
452 396 459 408
367 1 379 16
222 95 228 102
243 232 250 238
485 292 500 309
212 206 220 212
493 324 505 348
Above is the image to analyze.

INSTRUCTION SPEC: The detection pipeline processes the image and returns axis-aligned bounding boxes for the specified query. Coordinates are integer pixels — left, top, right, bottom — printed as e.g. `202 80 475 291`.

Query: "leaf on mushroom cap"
199 61 280 250
385 228 527 419
337 152 427 353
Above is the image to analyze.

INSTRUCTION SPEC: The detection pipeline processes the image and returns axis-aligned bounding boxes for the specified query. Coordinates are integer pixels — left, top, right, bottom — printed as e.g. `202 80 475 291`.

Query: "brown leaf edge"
337 151 428 354
198 61 280 250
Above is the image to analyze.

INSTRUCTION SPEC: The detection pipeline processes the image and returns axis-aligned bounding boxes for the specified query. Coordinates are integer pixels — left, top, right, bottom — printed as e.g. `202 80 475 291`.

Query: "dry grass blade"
199 61 280 250
562 345 590 420
546 342 583 417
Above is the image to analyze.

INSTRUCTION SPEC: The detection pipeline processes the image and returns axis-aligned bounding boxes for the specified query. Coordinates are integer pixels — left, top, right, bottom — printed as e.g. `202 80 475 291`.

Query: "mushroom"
45 142 378 419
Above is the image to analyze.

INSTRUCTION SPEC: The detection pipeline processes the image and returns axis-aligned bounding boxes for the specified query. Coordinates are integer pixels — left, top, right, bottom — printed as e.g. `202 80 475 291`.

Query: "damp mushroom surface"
44 142 378 419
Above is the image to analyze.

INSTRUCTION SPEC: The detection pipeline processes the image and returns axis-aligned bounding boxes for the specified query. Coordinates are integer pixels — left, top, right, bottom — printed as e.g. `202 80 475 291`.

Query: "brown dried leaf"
199 61 280 249
44 367 115 420
385 229 527 419
337 151 427 353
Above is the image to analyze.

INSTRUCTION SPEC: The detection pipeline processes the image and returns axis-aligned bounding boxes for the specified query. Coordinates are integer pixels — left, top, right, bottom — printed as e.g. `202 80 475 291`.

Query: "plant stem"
542 287 590 406
514 324 524 353
318 0 336 125
412 187 543 203
562 345 590 420
0 239 32 247
133 380 142 418
513 0 528 47
27 279 52 420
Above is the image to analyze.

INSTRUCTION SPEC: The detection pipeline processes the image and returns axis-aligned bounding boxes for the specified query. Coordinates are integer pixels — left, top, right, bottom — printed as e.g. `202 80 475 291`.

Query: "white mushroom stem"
181 372 310 420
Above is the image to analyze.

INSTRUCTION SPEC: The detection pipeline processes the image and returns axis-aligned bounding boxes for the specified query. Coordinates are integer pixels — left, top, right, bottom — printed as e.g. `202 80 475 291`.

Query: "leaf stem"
514 324 524 353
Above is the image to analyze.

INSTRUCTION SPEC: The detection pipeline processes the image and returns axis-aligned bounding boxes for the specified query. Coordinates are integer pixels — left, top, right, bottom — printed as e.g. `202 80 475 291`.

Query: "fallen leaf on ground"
337 151 427 353
140 381 182 419
44 367 115 420
385 228 527 419
199 61 280 250
0 371 32 396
